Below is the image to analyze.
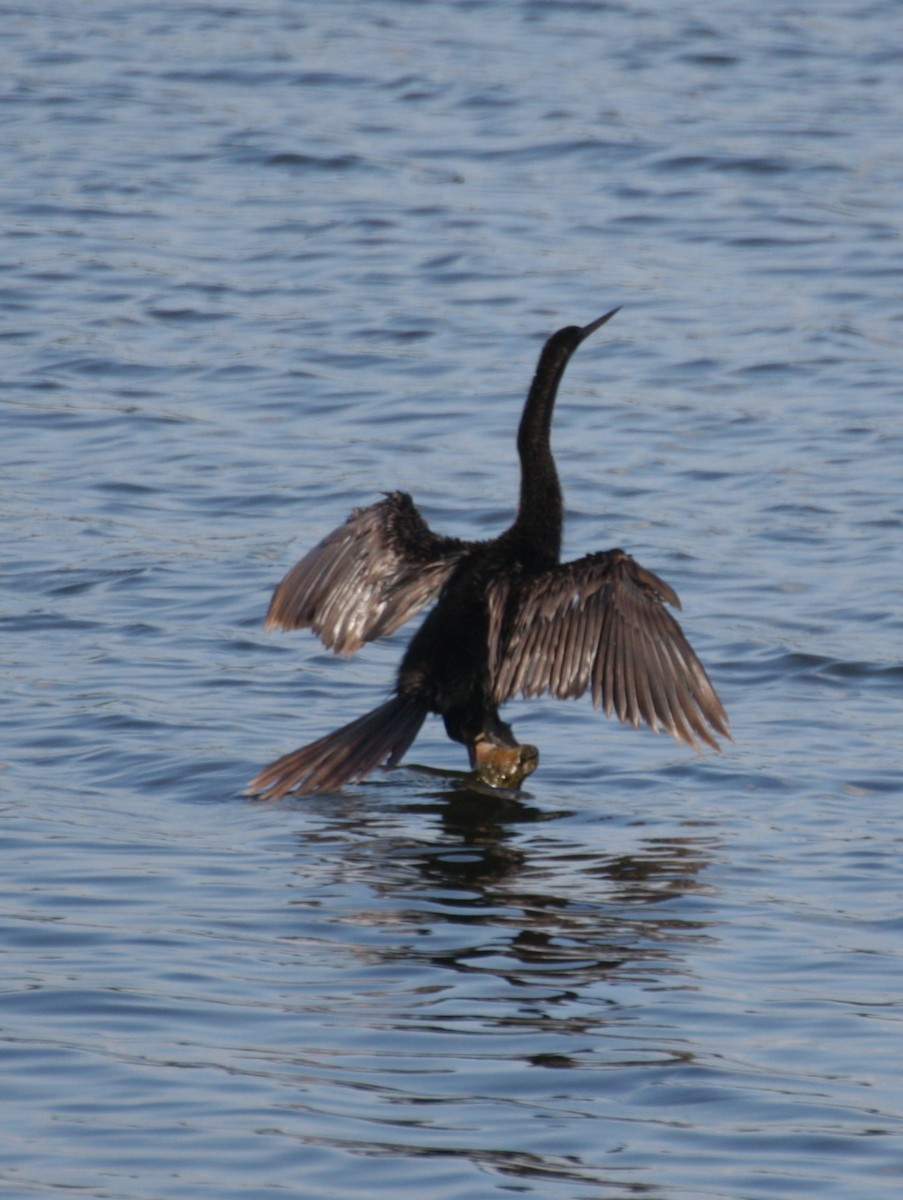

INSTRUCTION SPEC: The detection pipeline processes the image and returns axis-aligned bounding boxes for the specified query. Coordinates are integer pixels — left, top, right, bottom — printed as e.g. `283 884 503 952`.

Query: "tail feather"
246 695 428 800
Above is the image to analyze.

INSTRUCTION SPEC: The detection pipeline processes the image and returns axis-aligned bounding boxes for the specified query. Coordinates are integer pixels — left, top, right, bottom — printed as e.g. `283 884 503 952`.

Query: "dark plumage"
248 311 729 799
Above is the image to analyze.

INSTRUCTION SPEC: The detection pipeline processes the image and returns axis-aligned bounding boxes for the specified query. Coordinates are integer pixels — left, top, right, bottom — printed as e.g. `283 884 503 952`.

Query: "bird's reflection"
290 767 719 1001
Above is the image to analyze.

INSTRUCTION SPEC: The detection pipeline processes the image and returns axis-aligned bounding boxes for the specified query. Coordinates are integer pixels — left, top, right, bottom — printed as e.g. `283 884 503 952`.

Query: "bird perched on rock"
249 310 729 799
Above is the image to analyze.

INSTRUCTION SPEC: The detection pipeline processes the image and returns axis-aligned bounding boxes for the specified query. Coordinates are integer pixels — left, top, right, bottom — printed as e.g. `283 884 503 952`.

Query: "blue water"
3 2 903 1197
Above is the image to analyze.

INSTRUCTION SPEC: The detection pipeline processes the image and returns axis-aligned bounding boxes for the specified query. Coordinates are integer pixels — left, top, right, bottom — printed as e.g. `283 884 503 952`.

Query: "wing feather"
489 550 729 751
264 491 467 655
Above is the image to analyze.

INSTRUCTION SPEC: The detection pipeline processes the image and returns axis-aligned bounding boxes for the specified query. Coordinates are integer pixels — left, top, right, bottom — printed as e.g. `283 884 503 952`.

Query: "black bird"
248 311 729 799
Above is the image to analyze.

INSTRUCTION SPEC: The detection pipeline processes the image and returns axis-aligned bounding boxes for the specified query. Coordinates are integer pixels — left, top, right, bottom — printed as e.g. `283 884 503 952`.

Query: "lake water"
3 2 902 1197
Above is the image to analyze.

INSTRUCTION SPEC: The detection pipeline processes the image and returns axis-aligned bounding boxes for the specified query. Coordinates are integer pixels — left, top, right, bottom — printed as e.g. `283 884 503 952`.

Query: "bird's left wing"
265 491 467 655
488 550 729 750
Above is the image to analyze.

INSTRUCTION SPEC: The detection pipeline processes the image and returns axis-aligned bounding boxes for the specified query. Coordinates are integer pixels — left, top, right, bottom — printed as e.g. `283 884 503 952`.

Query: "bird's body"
248 312 729 799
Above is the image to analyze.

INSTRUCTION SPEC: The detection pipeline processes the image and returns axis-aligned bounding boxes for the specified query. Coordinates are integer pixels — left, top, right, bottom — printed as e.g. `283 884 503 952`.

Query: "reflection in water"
284 781 720 1192
292 776 719 999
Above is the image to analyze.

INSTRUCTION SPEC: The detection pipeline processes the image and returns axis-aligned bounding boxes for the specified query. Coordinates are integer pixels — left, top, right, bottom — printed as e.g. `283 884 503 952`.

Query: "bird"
247 310 729 799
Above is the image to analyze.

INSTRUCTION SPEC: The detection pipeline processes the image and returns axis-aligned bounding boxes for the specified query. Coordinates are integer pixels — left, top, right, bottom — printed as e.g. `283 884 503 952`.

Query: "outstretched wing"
265 491 467 655
488 550 729 751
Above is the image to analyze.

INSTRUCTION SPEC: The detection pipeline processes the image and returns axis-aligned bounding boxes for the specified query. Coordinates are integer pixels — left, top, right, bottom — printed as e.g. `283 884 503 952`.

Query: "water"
3 2 902 1196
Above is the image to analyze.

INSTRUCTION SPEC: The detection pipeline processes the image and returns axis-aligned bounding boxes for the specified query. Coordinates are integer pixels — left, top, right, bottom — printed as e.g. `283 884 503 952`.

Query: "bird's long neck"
505 313 615 566
508 346 569 564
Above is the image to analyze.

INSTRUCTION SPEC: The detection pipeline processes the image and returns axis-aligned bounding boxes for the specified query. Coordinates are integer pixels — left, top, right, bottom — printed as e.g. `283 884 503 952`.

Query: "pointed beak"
580 307 620 341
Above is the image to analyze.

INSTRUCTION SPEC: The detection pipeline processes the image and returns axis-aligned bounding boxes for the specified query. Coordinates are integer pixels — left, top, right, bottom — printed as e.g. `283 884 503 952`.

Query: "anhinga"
248 311 729 799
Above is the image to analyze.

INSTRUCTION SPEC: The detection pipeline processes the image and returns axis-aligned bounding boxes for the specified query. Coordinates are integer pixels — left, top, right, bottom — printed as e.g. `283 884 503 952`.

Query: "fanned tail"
246 695 428 800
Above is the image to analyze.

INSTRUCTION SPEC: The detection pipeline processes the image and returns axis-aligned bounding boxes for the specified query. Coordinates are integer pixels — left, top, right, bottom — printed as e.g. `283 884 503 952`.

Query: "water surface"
2 3 902 1197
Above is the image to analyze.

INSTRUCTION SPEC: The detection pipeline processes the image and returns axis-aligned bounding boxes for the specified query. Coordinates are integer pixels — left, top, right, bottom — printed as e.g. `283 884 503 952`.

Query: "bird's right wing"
487 550 729 751
264 491 468 655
